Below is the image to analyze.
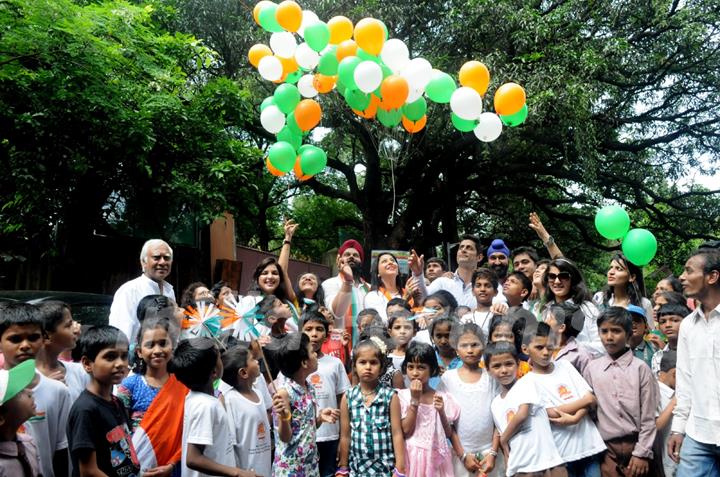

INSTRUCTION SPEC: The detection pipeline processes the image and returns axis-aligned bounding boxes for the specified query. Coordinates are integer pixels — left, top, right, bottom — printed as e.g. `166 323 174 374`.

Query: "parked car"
0 290 112 327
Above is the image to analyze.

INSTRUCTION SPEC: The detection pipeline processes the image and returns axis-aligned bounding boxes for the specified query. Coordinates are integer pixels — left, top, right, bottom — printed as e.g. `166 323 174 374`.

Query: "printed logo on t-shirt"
106 424 141 477
557 384 575 401
505 409 516 425
310 374 323 388
257 422 267 440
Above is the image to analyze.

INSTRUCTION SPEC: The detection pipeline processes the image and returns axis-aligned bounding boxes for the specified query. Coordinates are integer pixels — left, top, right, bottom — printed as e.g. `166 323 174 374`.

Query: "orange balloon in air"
336 39 358 61
293 158 313 181
248 44 273 68
354 18 385 56
275 1 302 32
380 75 409 110
354 94 380 118
459 61 491 95
313 74 336 93
402 115 427 133
494 82 526 116
279 56 298 75
294 99 322 131
253 1 275 25
266 158 285 177
328 16 354 44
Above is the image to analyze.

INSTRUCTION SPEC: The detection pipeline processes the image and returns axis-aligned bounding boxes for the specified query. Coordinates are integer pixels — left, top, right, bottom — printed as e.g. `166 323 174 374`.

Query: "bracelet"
460 452 467 461
281 411 292 421
283 239 291 245
410 399 419 407
487 448 498 457
335 466 349 476
393 467 406 477
544 235 555 247
670 431 684 436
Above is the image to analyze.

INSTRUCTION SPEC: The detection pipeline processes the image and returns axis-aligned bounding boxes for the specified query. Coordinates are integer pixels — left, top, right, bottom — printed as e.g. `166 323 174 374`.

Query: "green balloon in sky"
402 97 427 121
273 84 301 114
338 56 361 90
304 22 330 52
425 72 456 104
268 141 296 172
377 108 402 127
299 146 327 175
258 5 283 33
500 104 528 127
451 113 477 132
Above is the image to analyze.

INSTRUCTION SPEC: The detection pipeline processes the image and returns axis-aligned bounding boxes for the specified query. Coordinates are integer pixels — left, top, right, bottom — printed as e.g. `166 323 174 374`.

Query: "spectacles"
547 272 572 282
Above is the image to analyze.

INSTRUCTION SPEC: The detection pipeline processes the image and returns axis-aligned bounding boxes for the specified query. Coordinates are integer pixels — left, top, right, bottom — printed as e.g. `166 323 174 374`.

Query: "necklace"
361 388 377 397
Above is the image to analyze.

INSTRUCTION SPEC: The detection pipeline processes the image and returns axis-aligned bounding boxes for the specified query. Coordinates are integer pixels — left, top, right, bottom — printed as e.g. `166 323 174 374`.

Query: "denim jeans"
676 435 720 477
566 453 602 477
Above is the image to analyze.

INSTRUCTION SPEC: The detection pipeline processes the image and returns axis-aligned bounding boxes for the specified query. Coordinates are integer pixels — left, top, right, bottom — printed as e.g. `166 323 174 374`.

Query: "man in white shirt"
108 239 176 343
423 235 482 308
668 248 720 477
321 239 369 343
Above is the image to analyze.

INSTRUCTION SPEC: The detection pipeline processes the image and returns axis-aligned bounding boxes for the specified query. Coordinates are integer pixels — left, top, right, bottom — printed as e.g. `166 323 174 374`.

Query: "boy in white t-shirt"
169 337 256 477
485 341 566 477
221 343 272 477
520 322 605 476
300 311 351 477
655 350 677 477
0 302 71 477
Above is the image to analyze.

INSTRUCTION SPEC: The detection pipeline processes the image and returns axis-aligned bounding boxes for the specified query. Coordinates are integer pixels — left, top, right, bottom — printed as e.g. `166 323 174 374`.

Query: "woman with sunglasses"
593 253 655 328
542 257 604 355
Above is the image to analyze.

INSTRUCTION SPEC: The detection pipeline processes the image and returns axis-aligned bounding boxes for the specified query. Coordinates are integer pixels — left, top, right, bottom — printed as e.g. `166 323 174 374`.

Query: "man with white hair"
108 239 176 342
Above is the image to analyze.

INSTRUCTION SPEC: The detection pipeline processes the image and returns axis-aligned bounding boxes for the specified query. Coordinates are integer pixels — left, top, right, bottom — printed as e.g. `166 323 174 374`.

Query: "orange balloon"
494 82 526 116
354 18 385 56
248 44 273 68
328 16 354 44
313 74 336 93
293 157 313 181
354 94 380 118
275 0 302 32
279 55 298 75
253 1 275 25
266 158 285 177
380 75 409 110
402 115 427 134
459 60 491 95
295 99 322 131
336 39 358 61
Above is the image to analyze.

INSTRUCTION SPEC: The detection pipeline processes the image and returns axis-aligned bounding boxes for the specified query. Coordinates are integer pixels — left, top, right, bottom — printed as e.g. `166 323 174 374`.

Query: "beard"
490 263 509 280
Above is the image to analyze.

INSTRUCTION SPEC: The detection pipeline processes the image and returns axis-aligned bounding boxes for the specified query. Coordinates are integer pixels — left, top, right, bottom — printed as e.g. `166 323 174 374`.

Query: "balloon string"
390 152 396 225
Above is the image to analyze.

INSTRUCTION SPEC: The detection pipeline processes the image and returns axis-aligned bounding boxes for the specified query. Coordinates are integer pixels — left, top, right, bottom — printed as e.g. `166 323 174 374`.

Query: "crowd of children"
1 241 718 477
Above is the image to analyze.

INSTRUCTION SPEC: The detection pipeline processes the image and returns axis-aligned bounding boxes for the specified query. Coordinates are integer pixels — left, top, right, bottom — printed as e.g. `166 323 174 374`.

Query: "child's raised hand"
319 407 340 424
409 379 423 401
272 391 290 419
257 335 272 347
433 394 445 412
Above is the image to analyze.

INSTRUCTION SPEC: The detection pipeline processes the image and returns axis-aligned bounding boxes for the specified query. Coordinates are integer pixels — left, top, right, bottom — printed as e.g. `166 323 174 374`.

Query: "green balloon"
338 56 361 90
285 70 302 84
318 50 339 76
277 126 302 152
451 113 477 132
500 104 528 127
273 84 301 114
622 228 658 266
268 141 296 172
425 72 457 103
345 89 371 110
356 48 380 63
381 64 392 79
377 108 402 127
258 5 282 33
402 97 427 121
260 96 275 112
304 22 330 52
299 145 327 175
286 112 302 135
594 205 631 240
379 20 389 40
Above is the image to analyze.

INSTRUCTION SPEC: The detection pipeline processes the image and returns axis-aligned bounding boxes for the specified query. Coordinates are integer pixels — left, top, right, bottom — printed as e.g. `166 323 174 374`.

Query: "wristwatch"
544 235 555 247
410 399 419 407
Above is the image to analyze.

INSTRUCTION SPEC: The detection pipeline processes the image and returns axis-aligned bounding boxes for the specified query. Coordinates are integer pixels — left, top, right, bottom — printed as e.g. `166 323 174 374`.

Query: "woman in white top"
541 257 604 355
363 252 412 322
592 253 655 329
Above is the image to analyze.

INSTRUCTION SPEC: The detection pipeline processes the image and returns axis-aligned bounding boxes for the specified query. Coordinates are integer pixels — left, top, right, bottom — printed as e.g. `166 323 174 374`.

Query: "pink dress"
398 389 460 477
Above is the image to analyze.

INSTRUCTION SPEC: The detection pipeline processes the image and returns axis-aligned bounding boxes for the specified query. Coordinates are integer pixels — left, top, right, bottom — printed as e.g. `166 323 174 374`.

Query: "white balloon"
295 42 319 70
450 87 483 120
270 32 297 59
260 105 286 134
298 10 320 37
381 39 409 73
473 112 503 142
354 61 383 93
258 55 283 82
401 57 432 91
297 74 318 98
406 86 424 103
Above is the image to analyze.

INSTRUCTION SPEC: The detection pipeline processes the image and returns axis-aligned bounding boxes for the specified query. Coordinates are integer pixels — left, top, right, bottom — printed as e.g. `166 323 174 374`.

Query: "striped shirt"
347 385 396 475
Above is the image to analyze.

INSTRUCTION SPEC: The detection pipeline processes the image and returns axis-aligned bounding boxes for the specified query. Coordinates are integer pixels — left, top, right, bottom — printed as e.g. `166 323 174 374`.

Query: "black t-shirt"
67 390 141 477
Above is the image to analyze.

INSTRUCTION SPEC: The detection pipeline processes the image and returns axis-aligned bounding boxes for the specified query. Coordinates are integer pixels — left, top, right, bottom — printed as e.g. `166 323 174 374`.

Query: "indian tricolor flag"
132 374 188 469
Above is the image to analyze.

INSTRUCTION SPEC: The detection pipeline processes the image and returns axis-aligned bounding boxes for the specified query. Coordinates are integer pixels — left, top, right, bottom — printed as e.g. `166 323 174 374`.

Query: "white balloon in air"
298 10 320 37
270 32 297 59
401 57 432 91
258 55 283 82
381 39 410 73
260 105 286 134
473 112 503 142
354 61 383 93
450 87 483 120
295 42 319 70
297 74 318 98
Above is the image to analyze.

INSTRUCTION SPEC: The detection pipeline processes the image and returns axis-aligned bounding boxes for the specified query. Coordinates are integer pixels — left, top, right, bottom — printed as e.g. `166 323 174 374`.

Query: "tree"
0 0 258 280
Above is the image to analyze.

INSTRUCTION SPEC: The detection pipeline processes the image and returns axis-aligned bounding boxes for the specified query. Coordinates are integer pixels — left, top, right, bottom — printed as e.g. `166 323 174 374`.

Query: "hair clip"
369 336 387 355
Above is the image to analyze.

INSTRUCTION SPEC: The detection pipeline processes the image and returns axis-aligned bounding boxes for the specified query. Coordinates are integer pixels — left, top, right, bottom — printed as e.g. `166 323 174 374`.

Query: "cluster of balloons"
250 1 529 178
594 205 658 266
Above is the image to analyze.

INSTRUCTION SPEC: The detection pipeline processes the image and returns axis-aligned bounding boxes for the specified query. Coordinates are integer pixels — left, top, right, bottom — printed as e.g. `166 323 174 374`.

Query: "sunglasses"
547 272 572 282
